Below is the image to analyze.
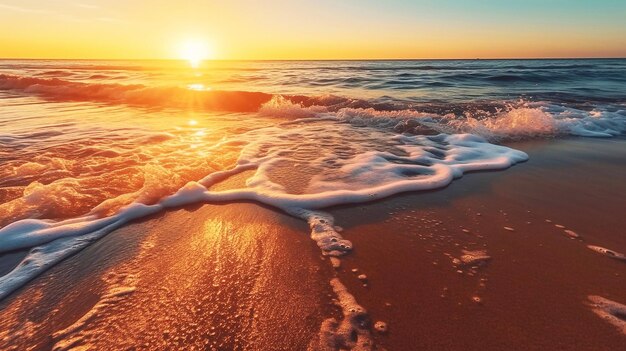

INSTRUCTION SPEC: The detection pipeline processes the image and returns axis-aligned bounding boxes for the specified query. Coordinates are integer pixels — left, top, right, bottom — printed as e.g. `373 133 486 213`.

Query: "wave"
484 74 542 82
499 63 597 70
288 63 600 72
261 97 626 140
2 74 625 140
0 74 275 112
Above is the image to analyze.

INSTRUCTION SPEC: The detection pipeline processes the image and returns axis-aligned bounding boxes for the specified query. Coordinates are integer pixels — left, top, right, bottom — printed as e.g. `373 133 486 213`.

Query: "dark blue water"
241 59 626 105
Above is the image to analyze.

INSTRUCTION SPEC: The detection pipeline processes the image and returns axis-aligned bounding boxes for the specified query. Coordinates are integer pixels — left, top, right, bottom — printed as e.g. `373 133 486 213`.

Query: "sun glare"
179 40 213 68
187 83 210 91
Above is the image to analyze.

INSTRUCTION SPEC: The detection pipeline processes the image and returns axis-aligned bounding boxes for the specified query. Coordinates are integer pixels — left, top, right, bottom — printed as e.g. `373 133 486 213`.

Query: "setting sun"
178 40 213 68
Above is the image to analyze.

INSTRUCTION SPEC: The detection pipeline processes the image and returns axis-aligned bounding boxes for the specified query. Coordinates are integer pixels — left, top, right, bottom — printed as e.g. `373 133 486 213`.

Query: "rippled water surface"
3 58 626 102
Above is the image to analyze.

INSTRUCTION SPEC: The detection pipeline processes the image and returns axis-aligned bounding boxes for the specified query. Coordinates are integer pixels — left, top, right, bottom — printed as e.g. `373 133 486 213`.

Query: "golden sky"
1 0 625 60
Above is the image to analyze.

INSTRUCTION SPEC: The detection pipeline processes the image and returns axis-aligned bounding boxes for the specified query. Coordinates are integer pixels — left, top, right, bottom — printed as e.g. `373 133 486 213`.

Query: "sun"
179 40 213 68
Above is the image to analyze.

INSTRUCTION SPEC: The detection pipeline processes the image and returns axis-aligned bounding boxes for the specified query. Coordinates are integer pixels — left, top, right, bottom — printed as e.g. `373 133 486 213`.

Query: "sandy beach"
1 136 624 350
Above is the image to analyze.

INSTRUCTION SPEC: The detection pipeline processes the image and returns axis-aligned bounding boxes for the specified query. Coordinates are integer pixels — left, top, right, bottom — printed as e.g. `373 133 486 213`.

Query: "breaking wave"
261 96 626 140
2 73 624 140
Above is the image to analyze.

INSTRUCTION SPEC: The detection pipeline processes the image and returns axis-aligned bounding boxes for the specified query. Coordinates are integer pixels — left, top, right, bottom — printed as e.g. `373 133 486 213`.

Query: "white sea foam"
259 95 328 118
0 203 161 300
0 118 529 300
259 98 626 140
343 103 626 140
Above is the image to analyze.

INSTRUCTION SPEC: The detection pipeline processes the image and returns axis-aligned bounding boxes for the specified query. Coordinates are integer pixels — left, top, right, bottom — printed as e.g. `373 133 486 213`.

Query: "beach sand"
1 137 625 350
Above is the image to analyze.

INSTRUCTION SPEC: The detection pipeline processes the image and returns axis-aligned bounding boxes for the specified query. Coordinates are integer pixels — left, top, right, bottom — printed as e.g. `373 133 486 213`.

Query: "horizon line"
1 56 625 62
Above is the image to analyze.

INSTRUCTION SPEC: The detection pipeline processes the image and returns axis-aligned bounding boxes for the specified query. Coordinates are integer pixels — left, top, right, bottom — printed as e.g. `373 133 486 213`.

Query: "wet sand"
1 137 625 350
332 136 626 350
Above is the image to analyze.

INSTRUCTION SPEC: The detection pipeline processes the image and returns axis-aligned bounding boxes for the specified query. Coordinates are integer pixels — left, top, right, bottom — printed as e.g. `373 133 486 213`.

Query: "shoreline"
1 136 625 350
332 136 626 349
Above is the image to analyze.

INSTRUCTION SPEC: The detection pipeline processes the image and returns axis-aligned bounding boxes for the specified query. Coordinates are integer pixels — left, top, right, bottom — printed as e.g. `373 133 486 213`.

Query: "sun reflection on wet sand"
0 201 330 350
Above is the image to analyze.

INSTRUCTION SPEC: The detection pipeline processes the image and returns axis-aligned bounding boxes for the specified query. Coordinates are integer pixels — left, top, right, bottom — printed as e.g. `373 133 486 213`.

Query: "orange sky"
1 0 625 60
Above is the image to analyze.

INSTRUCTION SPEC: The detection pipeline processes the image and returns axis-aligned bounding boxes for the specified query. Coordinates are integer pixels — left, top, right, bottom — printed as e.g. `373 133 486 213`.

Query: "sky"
0 0 625 60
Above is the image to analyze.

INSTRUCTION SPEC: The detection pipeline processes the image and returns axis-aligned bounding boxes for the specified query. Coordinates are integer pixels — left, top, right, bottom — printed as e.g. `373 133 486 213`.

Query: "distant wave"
34 70 75 77
294 63 599 72
484 74 540 82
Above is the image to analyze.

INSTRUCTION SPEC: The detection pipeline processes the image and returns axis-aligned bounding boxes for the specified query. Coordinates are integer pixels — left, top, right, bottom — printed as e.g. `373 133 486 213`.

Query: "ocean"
0 58 625 311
